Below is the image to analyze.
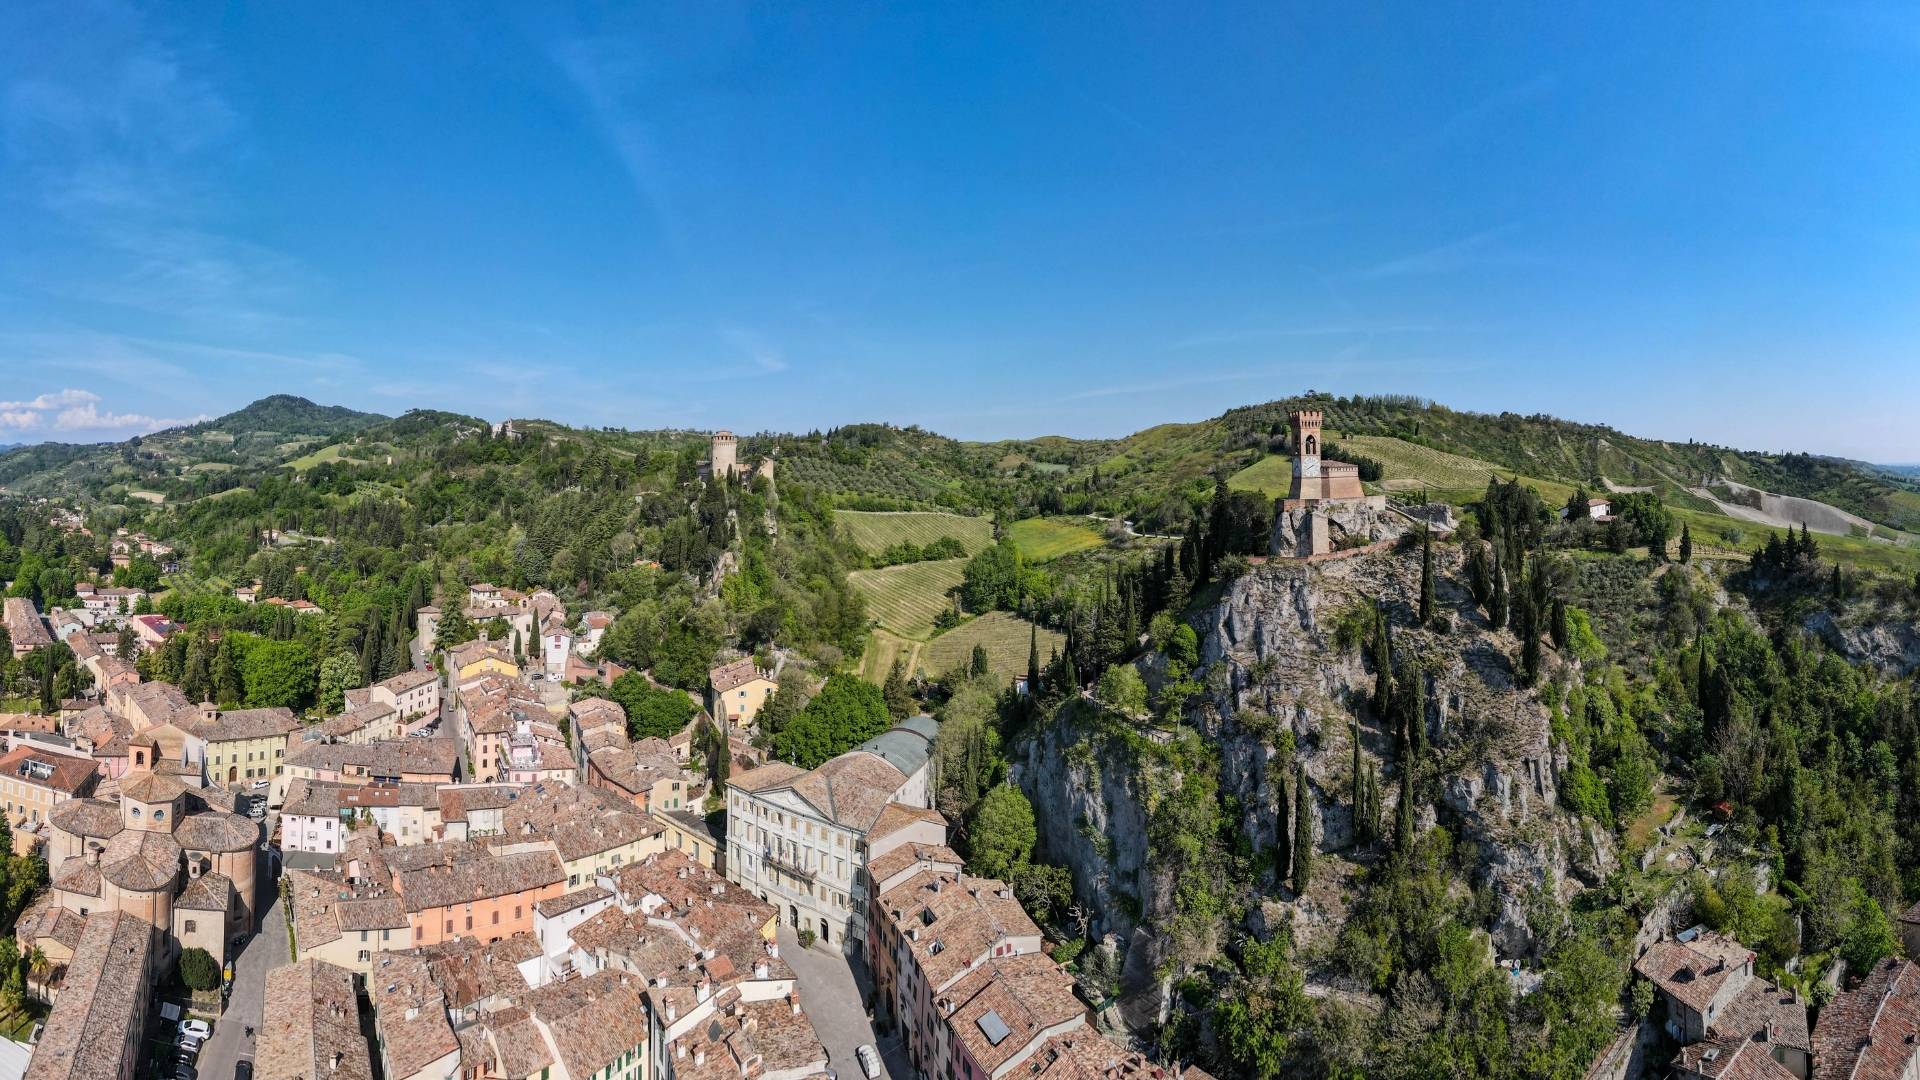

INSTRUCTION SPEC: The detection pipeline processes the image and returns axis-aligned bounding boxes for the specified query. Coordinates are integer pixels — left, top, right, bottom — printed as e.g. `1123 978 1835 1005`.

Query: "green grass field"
860 627 925 683
836 510 994 556
923 611 1065 686
1343 435 1507 493
186 461 234 473
847 558 968 638
128 490 165 503
1005 517 1105 561
287 443 367 471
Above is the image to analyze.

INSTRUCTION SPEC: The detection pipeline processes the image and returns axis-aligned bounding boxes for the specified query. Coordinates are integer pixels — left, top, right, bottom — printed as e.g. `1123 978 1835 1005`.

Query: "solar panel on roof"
978 1009 1012 1046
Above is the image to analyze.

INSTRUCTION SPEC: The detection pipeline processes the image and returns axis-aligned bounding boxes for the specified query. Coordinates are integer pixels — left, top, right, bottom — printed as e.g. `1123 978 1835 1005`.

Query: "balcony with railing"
762 846 816 882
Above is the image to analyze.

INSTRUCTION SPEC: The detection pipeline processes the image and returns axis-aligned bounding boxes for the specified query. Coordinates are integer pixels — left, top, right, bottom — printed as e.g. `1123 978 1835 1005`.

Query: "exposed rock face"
1196 551 1601 958
1805 609 1920 676
1015 545 1609 1037
1269 497 1399 558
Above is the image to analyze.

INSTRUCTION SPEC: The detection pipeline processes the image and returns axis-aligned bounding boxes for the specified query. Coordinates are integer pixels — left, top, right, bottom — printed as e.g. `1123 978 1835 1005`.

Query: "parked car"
856 1044 882 1079
180 1019 211 1041
176 1037 201 1062
249 779 269 790
233 1061 254 1080
173 1064 197 1080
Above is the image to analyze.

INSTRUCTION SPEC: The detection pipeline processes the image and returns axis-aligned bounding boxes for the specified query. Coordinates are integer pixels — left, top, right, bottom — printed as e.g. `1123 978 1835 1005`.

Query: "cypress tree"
1402 659 1427 759
1519 600 1542 686
1489 554 1510 630
1550 597 1569 651
1026 624 1041 697
1371 608 1394 716
1291 763 1313 895
1394 768 1418 857
1466 541 1491 605
359 620 383 685
1419 527 1436 625
1679 523 1693 564
883 659 913 719
1274 766 1292 883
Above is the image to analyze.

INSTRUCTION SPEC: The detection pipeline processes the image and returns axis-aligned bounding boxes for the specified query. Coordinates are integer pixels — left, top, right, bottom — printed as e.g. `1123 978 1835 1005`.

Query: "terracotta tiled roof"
1634 932 1753 1014
175 870 234 912
536 885 611 918
22 911 153 1080
370 952 459 1079
943 953 1086 1076
259 959 375 1080
868 801 946 841
194 706 300 743
0 746 98 797
1811 956 1920 1080
391 841 563 911
709 657 770 694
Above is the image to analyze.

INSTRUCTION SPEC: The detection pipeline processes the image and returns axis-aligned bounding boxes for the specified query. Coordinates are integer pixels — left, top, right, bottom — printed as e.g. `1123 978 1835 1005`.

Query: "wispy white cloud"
1 2 299 330
0 385 204 435
719 326 788 374
0 388 98 410
53 401 207 432
1397 74 1558 160
1352 223 1545 280
551 36 683 253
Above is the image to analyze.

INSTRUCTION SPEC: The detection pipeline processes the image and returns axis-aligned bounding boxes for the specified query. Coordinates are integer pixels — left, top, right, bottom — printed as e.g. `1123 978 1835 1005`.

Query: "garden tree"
316 650 360 714
960 540 1037 613
177 946 221 992
25 946 47 1001
0 938 18 1007
1011 861 1075 927
755 670 808 740
435 604 474 649
882 658 913 720
1418 527 1436 625
1549 596 1570 651
1679 522 1693 564
1838 882 1899 976
240 637 317 709
769 674 889 769
1211 927 1312 1080
1095 663 1148 717
969 643 990 679
114 623 137 659
1291 762 1313 895
603 673 698 741
967 783 1037 881
651 621 720 690
379 609 408 679
698 717 731 795
931 677 1001 820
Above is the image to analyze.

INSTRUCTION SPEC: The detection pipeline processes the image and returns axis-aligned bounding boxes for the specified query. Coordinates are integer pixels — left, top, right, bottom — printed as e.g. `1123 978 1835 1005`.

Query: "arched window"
1304 435 1318 455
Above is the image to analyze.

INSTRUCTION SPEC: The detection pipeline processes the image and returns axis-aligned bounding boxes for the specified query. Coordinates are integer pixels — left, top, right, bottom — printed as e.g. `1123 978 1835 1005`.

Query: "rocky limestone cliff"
1805 608 1920 676
1195 546 1608 957
1013 541 1611 1034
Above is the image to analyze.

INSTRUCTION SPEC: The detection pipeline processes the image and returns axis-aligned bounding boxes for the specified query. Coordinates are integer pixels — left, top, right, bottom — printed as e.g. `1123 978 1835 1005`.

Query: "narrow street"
778 926 911 1080
194 892 288 1080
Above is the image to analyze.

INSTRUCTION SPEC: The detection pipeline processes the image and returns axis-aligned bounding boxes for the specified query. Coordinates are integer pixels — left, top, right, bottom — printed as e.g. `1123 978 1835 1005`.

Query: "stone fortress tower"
1273 408 1390 557
710 429 739 479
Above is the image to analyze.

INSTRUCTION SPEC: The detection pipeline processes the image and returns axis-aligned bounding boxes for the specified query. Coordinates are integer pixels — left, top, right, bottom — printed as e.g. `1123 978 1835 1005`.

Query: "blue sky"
2 3 1918 460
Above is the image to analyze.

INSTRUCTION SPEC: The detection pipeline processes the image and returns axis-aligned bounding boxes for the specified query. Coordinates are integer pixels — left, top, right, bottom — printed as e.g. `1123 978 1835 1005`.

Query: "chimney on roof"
330 1052 342 1072
789 990 801 1016
694 1047 706 1067
674 1040 685 1060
